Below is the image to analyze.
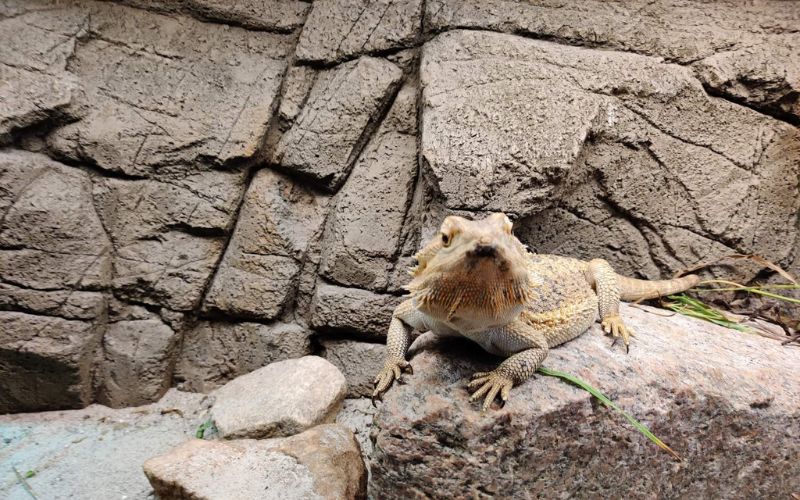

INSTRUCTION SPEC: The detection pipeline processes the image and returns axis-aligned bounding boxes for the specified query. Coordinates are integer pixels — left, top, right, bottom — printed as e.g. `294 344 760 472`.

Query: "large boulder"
210 356 347 439
144 424 367 500
369 304 800 497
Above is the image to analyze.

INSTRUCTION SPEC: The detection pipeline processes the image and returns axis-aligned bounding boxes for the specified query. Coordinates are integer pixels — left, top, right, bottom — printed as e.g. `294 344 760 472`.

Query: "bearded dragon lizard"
373 213 700 411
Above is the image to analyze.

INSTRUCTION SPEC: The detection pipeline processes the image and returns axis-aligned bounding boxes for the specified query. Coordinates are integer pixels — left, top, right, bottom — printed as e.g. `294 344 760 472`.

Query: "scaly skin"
373 213 700 411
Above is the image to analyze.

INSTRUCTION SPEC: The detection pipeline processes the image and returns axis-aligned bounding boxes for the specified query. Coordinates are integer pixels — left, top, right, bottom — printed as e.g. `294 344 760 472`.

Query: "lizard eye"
441 232 450 246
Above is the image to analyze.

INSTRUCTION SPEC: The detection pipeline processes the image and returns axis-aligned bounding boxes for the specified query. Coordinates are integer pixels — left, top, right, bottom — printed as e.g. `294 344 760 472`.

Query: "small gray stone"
175 321 314 393
321 339 386 398
210 356 347 439
273 56 403 191
144 424 367 500
296 0 423 64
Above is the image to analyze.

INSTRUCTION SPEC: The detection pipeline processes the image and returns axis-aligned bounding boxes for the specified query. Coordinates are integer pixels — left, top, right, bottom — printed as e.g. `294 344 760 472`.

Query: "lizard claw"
602 314 635 352
372 358 412 403
467 370 513 411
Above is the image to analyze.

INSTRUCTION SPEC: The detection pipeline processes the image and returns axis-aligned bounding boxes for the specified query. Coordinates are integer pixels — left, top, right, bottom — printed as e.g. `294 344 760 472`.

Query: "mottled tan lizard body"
373 213 700 410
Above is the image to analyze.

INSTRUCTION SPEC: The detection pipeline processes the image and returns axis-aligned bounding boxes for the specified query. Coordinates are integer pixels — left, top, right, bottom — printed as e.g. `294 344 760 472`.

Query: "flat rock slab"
203 169 329 320
273 56 403 191
296 0 422 64
370 304 800 498
310 282 404 338
14 0 293 176
425 0 800 121
0 389 208 500
210 356 347 439
144 424 367 500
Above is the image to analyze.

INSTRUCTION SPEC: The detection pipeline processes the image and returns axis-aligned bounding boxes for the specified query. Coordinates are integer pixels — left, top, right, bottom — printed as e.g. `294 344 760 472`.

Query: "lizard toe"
468 371 514 411
602 315 635 351
467 376 491 389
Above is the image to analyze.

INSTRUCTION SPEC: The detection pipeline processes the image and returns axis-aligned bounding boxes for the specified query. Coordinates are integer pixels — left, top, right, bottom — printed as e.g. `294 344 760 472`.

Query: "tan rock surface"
210 356 347 439
370 304 800 497
144 424 367 500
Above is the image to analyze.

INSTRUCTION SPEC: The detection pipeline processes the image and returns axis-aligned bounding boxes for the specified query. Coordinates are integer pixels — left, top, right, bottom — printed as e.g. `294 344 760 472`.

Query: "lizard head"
406 213 532 326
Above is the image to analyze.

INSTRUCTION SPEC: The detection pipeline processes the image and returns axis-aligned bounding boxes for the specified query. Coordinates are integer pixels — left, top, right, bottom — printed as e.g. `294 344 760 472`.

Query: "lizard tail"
617 274 701 301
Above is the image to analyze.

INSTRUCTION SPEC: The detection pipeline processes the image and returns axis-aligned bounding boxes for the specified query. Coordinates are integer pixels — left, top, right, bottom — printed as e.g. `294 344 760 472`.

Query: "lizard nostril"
473 244 497 257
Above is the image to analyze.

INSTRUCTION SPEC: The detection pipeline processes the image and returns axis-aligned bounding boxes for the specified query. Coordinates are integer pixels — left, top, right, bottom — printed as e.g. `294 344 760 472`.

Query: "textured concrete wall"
1 0 798 412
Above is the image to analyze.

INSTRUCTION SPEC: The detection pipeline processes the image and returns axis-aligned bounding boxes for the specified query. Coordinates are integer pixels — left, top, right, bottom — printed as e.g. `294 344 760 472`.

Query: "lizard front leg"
586 258 635 350
467 321 549 411
372 299 418 403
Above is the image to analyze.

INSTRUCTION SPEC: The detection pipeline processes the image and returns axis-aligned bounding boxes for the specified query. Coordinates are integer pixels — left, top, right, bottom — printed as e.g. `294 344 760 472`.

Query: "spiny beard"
408 271 532 321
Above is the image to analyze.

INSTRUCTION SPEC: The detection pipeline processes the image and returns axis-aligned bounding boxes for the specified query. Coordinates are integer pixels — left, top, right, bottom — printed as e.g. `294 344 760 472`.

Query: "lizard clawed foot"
372 358 413 405
467 370 513 412
601 314 636 352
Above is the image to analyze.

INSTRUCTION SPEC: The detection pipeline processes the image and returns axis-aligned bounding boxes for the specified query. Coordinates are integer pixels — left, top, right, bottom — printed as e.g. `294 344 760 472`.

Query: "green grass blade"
696 280 800 305
663 294 753 333
537 366 681 460
12 466 38 500
195 419 215 439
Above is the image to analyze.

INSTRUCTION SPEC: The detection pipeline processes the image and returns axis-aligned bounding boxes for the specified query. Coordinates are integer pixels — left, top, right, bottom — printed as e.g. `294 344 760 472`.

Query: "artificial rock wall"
1 0 798 412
